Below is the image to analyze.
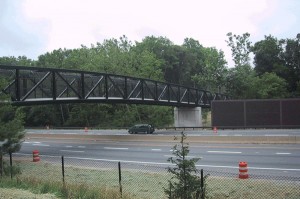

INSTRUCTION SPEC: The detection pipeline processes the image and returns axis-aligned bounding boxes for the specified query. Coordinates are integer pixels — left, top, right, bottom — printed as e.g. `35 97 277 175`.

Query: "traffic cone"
213 126 217 133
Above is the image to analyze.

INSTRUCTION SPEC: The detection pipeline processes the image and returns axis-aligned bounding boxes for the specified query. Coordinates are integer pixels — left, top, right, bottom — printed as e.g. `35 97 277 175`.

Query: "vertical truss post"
15 69 20 101
124 77 127 99
155 82 158 101
105 74 108 99
141 79 144 100
187 88 190 104
167 84 170 102
177 85 180 103
81 73 85 99
52 71 56 100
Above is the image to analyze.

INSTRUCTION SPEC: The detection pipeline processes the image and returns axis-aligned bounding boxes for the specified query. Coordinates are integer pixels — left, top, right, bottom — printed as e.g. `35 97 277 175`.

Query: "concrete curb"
25 133 300 144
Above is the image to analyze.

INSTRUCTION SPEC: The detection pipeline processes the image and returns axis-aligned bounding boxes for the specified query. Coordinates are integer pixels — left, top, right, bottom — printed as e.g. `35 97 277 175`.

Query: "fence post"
169 182 172 199
0 148 3 177
118 161 122 197
201 169 204 199
61 156 65 184
9 152 12 179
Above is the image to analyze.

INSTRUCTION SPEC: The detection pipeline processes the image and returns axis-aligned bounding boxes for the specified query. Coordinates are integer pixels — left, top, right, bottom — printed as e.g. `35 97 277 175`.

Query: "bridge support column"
174 107 202 127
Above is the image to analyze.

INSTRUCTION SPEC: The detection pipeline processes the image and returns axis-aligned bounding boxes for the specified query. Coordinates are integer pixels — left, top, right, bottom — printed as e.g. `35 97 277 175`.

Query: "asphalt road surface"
26 128 300 136
19 135 300 179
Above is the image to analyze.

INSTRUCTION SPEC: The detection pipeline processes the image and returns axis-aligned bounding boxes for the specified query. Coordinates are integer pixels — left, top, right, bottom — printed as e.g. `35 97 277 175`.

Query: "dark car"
128 124 155 134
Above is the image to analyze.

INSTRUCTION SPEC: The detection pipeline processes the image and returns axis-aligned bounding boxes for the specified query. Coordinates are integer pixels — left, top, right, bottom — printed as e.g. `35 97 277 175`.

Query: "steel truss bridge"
0 65 228 107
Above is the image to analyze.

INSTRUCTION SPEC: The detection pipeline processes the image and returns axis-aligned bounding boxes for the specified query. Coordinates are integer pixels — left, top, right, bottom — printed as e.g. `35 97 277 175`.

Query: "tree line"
0 33 299 128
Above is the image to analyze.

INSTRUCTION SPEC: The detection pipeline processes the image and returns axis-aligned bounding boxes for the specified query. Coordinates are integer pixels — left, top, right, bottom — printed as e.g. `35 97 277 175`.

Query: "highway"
19 129 300 179
26 128 300 136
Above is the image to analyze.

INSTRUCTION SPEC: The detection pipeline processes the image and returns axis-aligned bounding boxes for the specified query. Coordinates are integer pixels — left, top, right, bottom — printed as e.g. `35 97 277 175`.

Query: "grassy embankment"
1 159 300 199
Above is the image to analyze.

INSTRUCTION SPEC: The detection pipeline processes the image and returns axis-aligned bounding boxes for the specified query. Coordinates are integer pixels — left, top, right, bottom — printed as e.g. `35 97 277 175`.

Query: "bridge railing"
0 65 228 107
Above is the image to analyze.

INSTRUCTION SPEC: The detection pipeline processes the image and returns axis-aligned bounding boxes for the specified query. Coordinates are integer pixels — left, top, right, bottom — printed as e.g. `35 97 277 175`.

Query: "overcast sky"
1 0 299 66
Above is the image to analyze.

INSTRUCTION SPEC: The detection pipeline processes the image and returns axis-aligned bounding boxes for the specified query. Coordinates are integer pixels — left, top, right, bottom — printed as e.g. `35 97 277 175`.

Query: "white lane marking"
32 144 50 147
60 150 84 153
65 146 73 148
234 134 242 136
247 166 300 171
22 141 40 144
66 156 172 165
78 146 86 148
104 147 128 150
151 149 162 151
64 157 300 171
164 155 176 158
14 153 300 172
265 134 288 136
195 164 300 171
164 155 198 158
207 151 242 154
276 152 291 155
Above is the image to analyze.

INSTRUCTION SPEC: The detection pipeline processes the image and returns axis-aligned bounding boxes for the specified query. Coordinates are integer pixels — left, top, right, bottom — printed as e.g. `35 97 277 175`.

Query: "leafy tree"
192 47 228 92
129 50 164 80
22 105 63 127
280 35 300 96
254 72 288 99
0 56 35 66
134 36 175 82
225 32 256 98
226 65 257 99
252 34 300 96
0 78 25 154
226 32 252 67
252 35 285 76
165 132 207 199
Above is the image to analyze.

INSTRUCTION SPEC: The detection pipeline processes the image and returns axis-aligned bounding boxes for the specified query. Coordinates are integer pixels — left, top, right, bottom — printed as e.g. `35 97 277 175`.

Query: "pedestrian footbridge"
0 65 229 127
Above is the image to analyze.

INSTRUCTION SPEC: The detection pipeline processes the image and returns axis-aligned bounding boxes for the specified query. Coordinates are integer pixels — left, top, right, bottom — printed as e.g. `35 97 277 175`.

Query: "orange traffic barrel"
33 150 40 162
239 161 248 179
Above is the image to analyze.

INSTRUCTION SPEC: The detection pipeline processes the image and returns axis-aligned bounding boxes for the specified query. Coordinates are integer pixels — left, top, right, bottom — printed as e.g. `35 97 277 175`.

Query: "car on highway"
128 124 155 134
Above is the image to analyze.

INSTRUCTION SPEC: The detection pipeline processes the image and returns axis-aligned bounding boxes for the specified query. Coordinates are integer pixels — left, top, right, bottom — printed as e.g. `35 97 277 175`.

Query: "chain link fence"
1 153 300 199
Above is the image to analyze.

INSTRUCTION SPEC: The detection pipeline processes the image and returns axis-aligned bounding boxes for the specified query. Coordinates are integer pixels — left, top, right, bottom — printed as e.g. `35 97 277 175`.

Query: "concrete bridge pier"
174 107 202 127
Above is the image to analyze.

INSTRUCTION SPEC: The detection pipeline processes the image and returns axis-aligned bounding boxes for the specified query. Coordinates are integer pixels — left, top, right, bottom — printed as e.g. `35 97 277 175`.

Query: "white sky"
0 0 299 67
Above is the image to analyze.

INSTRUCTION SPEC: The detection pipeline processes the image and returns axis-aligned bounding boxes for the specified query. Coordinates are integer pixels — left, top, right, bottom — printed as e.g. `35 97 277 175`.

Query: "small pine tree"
0 78 25 154
164 132 207 199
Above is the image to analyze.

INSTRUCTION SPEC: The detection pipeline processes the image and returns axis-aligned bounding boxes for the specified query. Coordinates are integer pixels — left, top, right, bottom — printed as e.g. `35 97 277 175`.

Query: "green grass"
6 159 168 199
205 176 300 199
2 158 300 199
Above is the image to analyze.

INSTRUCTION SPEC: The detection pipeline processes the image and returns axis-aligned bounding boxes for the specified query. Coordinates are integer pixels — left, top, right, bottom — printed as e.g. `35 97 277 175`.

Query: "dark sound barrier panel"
246 100 280 128
212 99 300 128
211 101 245 128
282 99 300 127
